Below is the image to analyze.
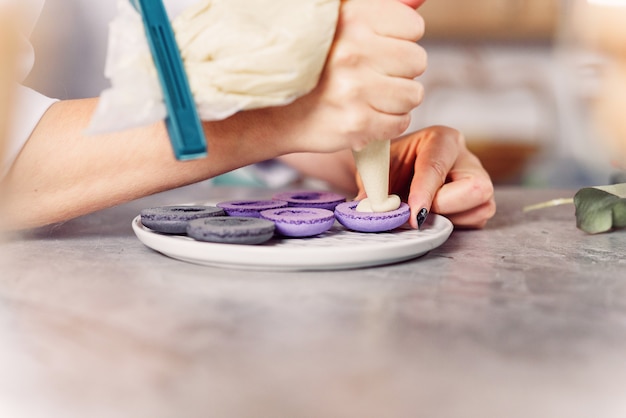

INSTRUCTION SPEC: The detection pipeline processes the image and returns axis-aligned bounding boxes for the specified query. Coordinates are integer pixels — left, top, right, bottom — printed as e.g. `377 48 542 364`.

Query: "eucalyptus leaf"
573 183 626 234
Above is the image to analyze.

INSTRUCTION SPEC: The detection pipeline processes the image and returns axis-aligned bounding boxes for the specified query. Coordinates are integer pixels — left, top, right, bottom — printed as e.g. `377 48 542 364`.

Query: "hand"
272 0 426 154
355 126 496 228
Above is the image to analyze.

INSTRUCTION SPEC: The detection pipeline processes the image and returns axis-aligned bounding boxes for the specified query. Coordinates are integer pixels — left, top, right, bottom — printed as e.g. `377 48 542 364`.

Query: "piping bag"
91 0 424 200
88 0 340 156
352 0 425 213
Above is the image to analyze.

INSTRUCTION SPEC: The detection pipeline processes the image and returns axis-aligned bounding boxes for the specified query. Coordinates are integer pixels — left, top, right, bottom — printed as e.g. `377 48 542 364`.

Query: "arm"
1 98 291 228
1 0 426 229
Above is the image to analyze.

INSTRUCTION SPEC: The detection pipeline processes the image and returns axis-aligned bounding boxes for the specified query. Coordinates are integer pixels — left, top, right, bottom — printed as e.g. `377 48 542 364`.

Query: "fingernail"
416 208 429 229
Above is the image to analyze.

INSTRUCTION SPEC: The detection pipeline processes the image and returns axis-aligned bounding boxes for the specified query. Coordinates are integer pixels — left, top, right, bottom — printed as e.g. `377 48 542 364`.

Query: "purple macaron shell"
260 207 335 237
272 191 346 211
217 199 288 218
334 201 410 233
140 205 226 234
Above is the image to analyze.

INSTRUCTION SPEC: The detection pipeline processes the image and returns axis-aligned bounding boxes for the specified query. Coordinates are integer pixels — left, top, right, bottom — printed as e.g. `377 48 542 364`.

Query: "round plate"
132 213 453 271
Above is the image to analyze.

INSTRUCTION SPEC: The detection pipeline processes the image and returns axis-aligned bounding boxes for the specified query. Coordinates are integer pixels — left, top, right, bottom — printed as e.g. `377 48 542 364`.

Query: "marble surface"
1 185 625 418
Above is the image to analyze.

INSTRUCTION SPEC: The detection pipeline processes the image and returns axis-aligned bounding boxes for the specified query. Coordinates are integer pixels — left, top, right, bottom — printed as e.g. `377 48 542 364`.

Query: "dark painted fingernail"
416 208 429 229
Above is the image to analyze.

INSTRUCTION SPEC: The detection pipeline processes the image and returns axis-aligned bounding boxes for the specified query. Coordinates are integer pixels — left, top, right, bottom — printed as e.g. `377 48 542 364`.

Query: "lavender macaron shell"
272 191 346 211
140 205 225 234
334 201 411 233
217 199 288 218
260 208 335 237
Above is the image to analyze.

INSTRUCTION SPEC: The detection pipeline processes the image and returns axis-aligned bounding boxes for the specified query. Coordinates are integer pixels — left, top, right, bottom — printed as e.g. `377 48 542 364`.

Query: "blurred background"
0 6 18 233
23 0 626 188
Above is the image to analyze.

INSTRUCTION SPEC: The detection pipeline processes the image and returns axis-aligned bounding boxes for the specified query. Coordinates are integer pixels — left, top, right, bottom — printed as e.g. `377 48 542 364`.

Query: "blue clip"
130 0 207 160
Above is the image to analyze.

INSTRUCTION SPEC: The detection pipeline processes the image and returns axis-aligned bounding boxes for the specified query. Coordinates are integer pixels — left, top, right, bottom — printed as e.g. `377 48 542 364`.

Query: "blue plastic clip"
129 0 207 160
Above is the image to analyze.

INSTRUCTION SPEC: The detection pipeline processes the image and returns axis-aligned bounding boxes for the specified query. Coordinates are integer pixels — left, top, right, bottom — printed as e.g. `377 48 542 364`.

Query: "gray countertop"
1 184 625 418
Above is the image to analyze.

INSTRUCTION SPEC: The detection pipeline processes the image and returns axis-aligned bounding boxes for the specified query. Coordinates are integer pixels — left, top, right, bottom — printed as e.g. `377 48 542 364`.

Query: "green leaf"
573 183 626 234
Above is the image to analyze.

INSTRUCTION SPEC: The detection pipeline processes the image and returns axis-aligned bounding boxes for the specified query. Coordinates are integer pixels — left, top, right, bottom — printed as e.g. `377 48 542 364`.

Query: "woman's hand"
354 126 496 228
270 0 427 154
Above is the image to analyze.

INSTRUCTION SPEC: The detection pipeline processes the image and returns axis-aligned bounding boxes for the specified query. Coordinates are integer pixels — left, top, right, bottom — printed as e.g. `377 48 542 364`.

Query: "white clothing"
1 0 57 177
4 86 57 176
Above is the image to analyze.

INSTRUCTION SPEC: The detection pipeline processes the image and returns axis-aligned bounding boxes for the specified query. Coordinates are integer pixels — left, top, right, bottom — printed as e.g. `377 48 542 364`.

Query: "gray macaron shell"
140 205 226 234
186 216 276 245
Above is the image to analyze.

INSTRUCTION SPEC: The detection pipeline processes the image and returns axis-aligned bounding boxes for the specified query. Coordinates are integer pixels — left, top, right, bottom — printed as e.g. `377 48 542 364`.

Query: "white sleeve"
1 85 57 178
0 0 56 178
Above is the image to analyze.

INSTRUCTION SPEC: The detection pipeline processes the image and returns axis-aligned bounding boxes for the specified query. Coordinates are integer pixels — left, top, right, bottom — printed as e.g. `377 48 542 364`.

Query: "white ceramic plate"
132 213 453 271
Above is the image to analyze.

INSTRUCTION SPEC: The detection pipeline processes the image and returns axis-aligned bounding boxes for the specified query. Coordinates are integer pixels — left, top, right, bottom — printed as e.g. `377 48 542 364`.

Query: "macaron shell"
334 201 411 233
186 216 275 245
260 207 335 237
217 199 288 218
272 190 346 211
140 205 226 234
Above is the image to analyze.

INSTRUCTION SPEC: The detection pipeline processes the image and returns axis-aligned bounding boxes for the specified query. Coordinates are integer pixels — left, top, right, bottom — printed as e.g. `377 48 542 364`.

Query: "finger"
366 75 425 115
349 112 413 151
364 0 425 41
441 199 496 229
430 168 494 215
329 63 424 117
405 127 462 228
325 74 414 149
367 37 427 79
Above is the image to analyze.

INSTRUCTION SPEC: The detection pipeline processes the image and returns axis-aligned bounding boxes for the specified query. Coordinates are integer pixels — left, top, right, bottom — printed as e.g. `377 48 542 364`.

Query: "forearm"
1 98 289 229
278 150 358 195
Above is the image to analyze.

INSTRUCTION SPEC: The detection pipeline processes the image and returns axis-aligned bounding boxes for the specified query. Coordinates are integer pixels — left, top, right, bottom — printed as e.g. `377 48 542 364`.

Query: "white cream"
353 140 401 213
174 0 340 120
